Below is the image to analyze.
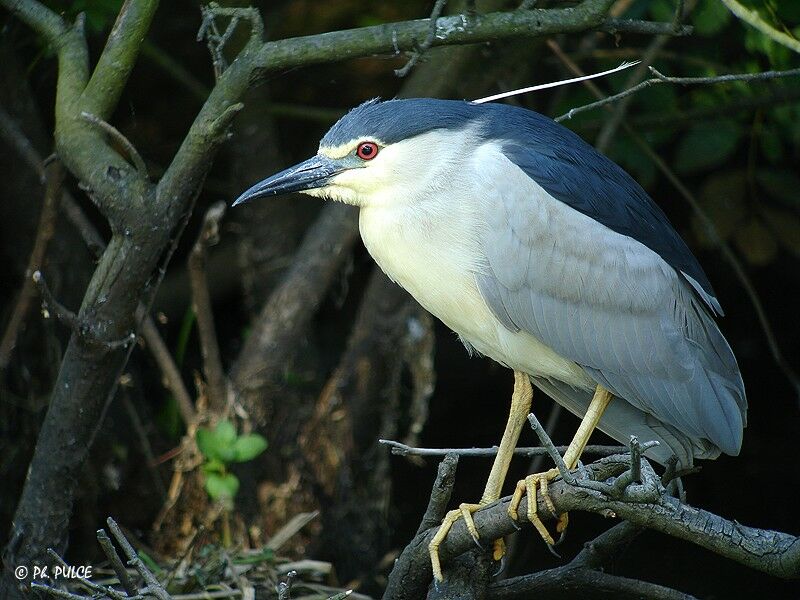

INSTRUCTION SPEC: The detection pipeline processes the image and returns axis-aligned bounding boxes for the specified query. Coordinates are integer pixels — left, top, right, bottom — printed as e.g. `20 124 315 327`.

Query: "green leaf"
196 421 238 463
205 472 240 501
201 458 226 474
693 0 732 35
675 120 741 175
232 434 268 462
196 427 219 461
215 420 237 445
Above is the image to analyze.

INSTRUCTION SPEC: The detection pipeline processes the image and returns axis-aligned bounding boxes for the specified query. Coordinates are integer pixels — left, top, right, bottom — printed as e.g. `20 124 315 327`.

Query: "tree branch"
188 201 228 412
488 567 698 600
720 0 800 55
249 0 692 78
81 0 160 118
390 453 800 592
379 439 625 458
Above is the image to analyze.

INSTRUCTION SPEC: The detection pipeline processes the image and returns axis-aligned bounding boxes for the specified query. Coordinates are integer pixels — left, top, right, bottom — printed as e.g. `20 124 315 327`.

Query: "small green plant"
196 420 268 506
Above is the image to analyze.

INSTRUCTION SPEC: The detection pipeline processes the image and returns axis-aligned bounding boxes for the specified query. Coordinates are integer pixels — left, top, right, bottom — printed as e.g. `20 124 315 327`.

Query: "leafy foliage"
196 420 268 504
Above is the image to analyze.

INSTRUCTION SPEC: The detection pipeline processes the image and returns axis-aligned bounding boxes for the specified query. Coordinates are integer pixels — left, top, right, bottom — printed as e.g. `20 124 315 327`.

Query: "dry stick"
96 529 138 596
188 201 228 411
138 315 196 424
549 44 800 398
379 439 624 458
80 111 148 177
556 65 800 122
0 159 64 369
45 549 130 600
395 0 448 77
29 585 95 600
106 517 171 600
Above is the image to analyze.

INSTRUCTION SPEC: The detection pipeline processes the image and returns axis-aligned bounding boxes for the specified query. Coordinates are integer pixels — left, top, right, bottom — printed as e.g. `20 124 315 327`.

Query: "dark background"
1 0 799 598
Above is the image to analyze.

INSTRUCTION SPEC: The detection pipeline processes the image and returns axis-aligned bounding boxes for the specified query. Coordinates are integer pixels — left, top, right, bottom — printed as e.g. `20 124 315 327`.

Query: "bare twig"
33 270 136 350
96 529 137 596
81 112 148 177
599 17 691 35
719 0 800 55
188 201 228 411
46 549 129 600
395 0 448 77
29 584 97 600
198 3 263 78
525 413 575 484
106 518 171 600
0 159 63 369
173 593 241 600
557 65 800 122
379 439 625 458
32 271 81 333
138 315 196 424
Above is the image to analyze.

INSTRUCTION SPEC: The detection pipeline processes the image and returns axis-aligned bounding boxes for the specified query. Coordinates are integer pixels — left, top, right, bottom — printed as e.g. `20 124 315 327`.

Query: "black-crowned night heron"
233 98 747 581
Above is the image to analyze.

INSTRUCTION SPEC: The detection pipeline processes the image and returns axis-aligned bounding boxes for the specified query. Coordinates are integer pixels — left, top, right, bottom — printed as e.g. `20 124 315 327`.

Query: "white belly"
359 204 593 389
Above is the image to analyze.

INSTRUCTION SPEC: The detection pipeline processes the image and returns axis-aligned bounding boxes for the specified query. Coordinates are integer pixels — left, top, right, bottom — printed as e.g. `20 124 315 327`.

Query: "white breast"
358 194 593 389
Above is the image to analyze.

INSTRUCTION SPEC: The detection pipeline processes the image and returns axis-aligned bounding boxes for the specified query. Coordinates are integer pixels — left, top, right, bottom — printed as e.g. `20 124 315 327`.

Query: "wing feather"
476 148 746 459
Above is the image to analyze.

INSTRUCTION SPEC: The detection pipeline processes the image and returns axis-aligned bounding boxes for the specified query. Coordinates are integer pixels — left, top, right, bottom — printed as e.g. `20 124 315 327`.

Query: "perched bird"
233 98 746 580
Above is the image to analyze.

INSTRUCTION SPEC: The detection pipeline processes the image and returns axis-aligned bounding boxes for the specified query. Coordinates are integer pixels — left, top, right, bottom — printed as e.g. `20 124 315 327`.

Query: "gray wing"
476 152 746 457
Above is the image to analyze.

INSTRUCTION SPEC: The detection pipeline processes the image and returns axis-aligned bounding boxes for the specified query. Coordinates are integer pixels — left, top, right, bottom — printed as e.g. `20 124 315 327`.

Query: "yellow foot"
507 468 567 546
429 503 505 581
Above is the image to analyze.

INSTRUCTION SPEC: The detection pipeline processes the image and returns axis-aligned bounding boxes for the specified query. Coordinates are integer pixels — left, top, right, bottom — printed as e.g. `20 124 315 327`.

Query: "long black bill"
232 155 343 206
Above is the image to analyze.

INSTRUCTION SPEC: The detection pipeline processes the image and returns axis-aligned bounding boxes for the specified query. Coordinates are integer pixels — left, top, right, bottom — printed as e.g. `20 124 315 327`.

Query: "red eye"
356 141 379 160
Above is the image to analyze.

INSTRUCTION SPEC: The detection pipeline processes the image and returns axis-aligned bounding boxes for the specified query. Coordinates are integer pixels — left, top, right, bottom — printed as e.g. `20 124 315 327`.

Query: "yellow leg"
429 371 533 582
507 384 613 541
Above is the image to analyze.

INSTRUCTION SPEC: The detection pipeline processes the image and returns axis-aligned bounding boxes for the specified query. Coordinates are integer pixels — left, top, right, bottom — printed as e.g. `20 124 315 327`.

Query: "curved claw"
492 547 506 577
546 542 562 559
430 502 501 581
507 470 562 547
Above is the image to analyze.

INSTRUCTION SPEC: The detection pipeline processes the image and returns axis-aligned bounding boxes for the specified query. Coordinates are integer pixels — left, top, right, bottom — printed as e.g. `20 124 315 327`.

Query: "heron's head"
232 98 482 209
